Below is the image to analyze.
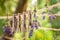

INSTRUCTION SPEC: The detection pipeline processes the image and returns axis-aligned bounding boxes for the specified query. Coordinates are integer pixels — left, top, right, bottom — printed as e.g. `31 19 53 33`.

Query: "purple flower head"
9 31 13 35
3 26 6 32
3 26 13 35
29 29 33 38
31 24 35 29
52 15 56 19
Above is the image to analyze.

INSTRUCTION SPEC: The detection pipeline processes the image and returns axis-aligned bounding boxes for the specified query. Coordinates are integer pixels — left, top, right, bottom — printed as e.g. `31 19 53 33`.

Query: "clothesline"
38 27 60 31
0 14 60 19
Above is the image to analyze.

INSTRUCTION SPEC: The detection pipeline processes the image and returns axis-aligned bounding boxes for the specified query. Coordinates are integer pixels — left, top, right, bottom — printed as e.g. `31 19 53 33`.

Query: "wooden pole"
15 0 28 14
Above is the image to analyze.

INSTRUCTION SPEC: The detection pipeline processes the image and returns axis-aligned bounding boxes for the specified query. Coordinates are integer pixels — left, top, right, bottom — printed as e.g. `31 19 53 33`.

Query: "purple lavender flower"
3 26 6 32
29 29 33 38
31 24 35 29
52 15 56 19
3 26 13 35
49 15 56 24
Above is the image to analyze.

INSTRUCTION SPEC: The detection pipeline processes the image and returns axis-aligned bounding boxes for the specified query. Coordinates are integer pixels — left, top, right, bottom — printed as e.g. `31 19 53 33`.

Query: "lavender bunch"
28 22 35 38
33 11 41 29
31 23 35 29
28 21 41 38
52 15 56 19
3 26 13 36
49 15 56 24
29 11 32 26
29 29 33 38
33 20 38 29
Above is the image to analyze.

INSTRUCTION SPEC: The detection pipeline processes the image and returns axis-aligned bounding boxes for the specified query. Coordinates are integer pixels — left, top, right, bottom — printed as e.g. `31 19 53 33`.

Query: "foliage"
0 19 6 35
52 16 60 28
50 0 58 5
0 0 18 16
51 7 59 14
37 0 46 9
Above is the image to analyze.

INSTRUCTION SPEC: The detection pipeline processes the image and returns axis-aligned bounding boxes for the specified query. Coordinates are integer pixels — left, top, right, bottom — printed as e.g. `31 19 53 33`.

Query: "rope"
0 13 60 19
38 27 60 31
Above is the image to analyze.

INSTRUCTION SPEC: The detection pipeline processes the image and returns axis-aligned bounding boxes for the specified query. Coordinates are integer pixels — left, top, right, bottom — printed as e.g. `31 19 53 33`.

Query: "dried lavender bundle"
29 29 33 38
18 13 21 32
16 13 21 32
12 14 17 33
33 9 39 29
23 12 26 30
28 11 32 31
